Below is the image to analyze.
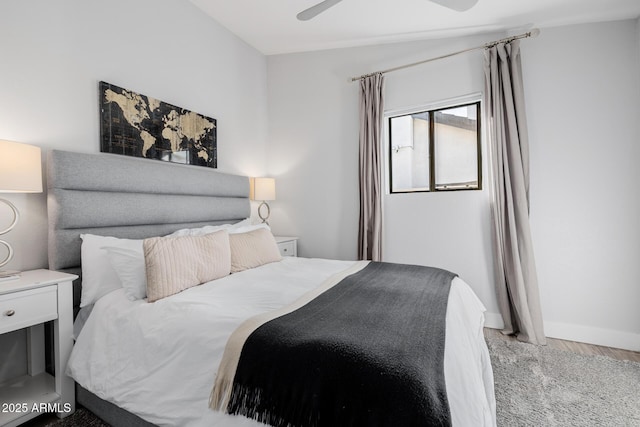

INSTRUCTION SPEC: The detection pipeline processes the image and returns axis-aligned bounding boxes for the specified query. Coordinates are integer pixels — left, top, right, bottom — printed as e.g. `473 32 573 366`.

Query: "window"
388 101 481 193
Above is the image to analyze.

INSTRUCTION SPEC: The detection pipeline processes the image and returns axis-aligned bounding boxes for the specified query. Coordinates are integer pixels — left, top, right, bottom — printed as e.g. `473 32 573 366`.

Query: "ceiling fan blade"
297 0 343 21
428 0 479 12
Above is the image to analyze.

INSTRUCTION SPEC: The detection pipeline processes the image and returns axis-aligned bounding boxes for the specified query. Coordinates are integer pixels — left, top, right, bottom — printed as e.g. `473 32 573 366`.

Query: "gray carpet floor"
487 336 640 426
43 337 640 426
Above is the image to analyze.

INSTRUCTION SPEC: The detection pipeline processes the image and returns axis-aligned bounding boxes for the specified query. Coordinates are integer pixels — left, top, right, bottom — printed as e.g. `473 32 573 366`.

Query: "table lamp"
250 177 276 224
0 140 43 278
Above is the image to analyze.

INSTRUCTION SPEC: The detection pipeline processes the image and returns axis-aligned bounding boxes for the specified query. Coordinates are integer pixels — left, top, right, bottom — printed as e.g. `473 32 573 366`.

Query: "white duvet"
67 257 496 426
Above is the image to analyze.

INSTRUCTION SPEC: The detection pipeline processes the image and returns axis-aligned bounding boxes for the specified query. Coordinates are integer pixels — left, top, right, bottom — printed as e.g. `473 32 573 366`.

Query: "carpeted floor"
486 336 640 426
41 337 640 426
42 408 108 427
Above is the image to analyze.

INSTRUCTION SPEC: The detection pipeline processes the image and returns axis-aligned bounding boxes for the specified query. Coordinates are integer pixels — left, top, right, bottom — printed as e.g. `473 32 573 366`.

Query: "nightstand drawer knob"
4 309 15 317
283 248 288 252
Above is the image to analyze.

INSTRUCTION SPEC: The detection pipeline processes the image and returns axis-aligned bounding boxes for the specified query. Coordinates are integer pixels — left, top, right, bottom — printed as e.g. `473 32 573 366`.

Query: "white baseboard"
483 312 504 330
544 321 640 353
483 311 640 352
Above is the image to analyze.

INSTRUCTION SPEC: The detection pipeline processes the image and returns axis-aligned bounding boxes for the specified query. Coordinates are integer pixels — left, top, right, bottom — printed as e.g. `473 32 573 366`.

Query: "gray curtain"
358 74 385 261
484 41 546 345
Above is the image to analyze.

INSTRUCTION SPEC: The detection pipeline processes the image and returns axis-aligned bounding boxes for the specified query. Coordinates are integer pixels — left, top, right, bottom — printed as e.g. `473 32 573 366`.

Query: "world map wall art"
99 81 217 168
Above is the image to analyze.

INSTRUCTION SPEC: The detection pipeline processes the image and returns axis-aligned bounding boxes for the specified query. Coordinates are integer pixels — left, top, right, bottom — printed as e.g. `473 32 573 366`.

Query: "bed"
47 150 496 427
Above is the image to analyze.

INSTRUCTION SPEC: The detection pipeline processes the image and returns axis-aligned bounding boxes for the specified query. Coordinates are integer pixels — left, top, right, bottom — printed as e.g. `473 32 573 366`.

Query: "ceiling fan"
297 0 479 21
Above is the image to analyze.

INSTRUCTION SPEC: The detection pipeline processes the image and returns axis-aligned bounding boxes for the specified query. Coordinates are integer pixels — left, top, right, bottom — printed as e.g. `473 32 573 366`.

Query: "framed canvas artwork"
99 81 217 168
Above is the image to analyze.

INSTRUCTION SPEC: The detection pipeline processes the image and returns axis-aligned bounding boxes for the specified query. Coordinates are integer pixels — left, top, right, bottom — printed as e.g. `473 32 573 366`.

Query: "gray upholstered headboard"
47 150 250 313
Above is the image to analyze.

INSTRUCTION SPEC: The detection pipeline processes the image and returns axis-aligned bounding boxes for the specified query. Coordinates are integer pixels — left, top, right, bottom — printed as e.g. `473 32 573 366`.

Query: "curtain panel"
358 74 385 261
484 41 546 345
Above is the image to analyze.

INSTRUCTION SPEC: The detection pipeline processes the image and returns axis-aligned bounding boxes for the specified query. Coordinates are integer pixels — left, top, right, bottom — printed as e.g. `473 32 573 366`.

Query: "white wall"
0 0 268 379
0 0 269 272
381 49 496 316
1 1 637 364
524 21 640 350
267 20 640 350
267 33 502 318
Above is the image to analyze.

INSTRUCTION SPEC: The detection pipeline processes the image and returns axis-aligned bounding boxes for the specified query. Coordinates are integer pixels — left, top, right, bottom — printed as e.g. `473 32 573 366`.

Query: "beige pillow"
230 228 282 273
144 231 230 302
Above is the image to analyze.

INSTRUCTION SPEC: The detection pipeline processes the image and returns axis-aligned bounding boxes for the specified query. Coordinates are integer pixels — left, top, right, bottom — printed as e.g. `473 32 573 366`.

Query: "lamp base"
258 201 271 225
0 197 19 269
0 239 14 269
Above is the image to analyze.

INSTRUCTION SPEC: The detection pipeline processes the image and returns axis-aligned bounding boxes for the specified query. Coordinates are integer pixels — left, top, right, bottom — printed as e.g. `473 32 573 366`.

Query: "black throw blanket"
227 262 455 427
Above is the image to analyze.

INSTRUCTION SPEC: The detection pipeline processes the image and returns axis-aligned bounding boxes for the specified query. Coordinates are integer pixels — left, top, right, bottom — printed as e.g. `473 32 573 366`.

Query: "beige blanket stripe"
209 261 370 411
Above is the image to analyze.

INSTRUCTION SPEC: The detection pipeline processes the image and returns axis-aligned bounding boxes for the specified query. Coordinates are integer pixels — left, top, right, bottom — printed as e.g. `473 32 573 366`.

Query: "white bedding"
67 257 496 426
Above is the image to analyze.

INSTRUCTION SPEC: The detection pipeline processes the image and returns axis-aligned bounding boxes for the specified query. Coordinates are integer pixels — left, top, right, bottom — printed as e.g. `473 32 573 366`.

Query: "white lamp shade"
252 177 276 201
0 140 43 193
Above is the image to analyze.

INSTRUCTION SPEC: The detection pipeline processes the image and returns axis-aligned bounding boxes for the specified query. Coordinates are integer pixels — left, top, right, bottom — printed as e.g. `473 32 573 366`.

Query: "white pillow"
228 218 253 230
103 246 147 300
79 234 143 307
228 223 270 235
169 218 252 237
169 224 231 237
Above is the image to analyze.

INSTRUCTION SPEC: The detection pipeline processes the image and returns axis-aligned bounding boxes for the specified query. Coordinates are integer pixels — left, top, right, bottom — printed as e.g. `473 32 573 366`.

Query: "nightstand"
275 236 298 257
0 269 77 426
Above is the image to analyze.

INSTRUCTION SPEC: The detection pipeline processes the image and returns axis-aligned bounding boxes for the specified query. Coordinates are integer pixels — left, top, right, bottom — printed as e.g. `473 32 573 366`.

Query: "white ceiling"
189 0 640 55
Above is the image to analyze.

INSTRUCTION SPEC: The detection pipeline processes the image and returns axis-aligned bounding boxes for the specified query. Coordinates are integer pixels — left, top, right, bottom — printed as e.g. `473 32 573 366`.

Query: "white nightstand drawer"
278 241 296 257
275 236 298 257
0 286 57 334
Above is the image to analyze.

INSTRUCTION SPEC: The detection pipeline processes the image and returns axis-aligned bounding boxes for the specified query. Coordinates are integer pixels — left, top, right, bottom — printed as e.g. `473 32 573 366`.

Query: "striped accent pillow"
144 230 231 302
230 228 282 273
